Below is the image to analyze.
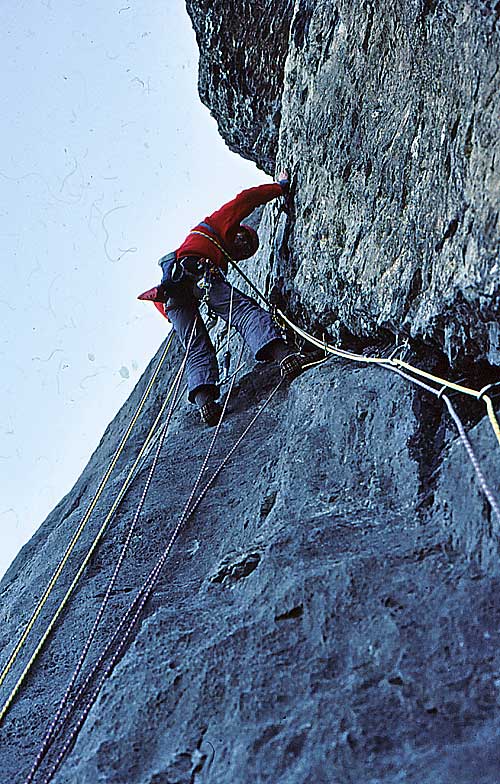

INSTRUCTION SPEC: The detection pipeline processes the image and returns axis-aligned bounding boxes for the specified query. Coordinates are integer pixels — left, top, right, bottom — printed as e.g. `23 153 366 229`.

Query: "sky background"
0 1 265 578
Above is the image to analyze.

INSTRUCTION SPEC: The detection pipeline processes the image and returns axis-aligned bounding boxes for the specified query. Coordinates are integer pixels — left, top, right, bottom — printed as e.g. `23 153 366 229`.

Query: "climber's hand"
276 169 289 185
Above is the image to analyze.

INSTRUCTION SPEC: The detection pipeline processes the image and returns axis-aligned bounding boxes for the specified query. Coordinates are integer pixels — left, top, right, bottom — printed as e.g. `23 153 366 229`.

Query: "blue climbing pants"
166 274 281 402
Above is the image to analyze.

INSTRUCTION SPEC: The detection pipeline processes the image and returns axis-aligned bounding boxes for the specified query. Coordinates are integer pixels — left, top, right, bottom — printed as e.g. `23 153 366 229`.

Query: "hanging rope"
1 317 246 730
130 345 247 490
32 332 498 781
0 336 188 728
7 228 499 779
0 333 175 713
36 344 271 784
440 393 500 524
275 308 500 447
24 318 199 784
192 229 500 447
42 376 281 784
385 364 500 524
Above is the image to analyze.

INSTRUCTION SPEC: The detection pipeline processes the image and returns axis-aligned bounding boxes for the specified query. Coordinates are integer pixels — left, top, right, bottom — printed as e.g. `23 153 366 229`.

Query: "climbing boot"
199 400 223 427
280 351 326 382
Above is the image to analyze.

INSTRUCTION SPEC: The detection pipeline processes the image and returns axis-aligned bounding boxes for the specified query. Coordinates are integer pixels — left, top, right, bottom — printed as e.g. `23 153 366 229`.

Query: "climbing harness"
191 229 270 304
196 264 213 302
0 332 175 713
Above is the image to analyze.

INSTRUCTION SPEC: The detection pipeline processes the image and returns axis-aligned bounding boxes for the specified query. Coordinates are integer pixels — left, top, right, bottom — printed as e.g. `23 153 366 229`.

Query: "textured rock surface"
185 0 294 170
190 0 500 365
1 1 500 782
1 341 499 783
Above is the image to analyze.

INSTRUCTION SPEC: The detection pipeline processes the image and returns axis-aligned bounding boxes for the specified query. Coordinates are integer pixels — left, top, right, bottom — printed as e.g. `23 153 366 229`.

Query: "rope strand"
0 334 175 723
8 232 499 780
23 324 196 784
40 346 263 783
193 228 500 447
384 363 500 524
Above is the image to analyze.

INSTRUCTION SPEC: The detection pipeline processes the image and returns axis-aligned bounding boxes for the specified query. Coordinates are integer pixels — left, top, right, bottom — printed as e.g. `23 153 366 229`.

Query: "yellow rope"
484 395 500 446
191 229 500 446
392 359 482 399
0 333 174 721
2 228 496 723
277 308 500 446
191 227 499 444
276 309 387 365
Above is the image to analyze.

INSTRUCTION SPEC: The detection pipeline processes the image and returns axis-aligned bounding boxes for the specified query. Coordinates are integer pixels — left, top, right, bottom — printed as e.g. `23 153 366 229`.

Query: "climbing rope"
1 318 246 730
192 229 500 447
7 228 499 777
24 319 198 784
277 308 500 518
0 332 175 712
0 336 189 728
131 349 247 487
441 393 500 523
43 375 281 784
191 229 500 521
385 364 500 524
34 340 273 783
275 308 500 447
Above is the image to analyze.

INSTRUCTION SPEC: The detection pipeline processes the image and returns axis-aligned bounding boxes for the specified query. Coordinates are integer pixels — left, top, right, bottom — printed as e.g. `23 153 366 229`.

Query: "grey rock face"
188 0 500 365
0 340 499 783
185 0 294 170
1 2 500 783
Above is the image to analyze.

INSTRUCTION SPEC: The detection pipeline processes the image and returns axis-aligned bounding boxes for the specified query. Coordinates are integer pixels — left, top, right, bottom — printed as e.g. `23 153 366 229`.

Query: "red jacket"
175 182 285 271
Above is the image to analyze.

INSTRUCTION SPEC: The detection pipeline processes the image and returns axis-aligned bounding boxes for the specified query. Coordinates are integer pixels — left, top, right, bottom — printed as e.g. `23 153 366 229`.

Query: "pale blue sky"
0 1 265 577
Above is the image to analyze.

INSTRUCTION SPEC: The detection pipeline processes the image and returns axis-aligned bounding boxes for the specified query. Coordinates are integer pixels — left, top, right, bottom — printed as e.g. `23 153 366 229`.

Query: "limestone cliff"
1 2 499 783
188 0 500 365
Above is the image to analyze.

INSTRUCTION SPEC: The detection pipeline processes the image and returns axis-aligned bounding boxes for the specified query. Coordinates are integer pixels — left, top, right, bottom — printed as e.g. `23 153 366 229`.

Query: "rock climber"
138 172 314 425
